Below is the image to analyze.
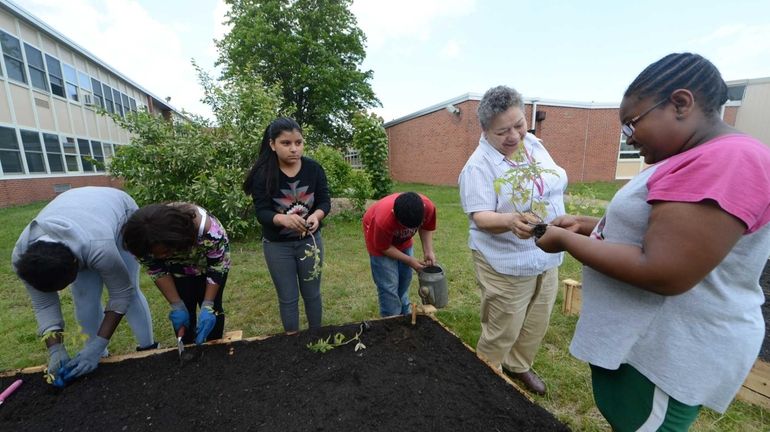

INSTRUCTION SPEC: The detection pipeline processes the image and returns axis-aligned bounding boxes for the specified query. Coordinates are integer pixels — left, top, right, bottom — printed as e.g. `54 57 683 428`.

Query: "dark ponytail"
242 117 303 196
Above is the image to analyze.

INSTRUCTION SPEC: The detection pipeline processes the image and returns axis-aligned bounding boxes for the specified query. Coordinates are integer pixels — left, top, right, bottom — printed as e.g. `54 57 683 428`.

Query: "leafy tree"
108 67 282 239
217 0 380 147
352 112 391 198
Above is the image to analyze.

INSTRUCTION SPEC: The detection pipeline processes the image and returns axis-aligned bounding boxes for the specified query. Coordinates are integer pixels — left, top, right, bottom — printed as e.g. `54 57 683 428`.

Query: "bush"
352 112 391 199
108 67 282 240
305 145 353 198
346 169 373 214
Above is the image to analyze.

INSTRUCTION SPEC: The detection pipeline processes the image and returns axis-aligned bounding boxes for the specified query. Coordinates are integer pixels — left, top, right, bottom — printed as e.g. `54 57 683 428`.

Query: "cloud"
351 0 476 50
686 24 770 81
440 39 461 59
15 0 213 118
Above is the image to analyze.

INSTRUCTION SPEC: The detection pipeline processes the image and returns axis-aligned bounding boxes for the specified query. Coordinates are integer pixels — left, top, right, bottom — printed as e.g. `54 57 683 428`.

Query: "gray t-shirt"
11 187 139 335
570 141 770 412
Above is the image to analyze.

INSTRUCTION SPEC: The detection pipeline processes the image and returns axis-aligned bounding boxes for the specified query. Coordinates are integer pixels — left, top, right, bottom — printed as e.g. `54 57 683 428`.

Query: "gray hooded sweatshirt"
11 187 138 335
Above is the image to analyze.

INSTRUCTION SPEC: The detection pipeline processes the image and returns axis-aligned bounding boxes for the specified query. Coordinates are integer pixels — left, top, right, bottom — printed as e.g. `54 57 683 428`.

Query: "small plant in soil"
307 323 367 353
494 143 557 240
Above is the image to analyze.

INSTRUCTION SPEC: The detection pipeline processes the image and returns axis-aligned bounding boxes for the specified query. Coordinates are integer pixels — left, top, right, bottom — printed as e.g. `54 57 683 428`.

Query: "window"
43 133 65 173
20 130 46 173
91 140 105 172
91 78 104 108
618 133 640 159
727 85 746 102
0 31 26 83
78 71 92 104
62 63 79 101
23 43 48 92
62 137 79 171
0 126 23 174
103 142 114 166
77 138 93 171
103 84 114 113
45 54 65 97
121 93 130 115
113 88 124 117
129 97 137 112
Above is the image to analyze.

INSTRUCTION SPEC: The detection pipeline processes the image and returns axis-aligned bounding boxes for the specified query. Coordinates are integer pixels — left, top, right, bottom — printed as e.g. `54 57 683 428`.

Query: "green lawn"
0 183 767 431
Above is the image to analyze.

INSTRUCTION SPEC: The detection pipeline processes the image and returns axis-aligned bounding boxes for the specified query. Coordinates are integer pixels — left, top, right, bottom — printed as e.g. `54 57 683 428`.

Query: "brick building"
0 0 181 207
384 93 743 186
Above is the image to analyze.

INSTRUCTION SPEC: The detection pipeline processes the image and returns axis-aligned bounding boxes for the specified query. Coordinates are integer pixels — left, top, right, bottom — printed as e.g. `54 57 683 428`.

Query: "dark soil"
760 260 770 361
0 316 569 432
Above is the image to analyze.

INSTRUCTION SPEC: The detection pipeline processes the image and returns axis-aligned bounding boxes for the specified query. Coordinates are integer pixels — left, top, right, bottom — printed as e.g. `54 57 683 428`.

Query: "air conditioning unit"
82 93 94 106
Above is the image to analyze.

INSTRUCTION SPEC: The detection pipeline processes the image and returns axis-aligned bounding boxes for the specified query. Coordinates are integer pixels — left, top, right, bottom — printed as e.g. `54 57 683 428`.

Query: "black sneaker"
136 342 159 352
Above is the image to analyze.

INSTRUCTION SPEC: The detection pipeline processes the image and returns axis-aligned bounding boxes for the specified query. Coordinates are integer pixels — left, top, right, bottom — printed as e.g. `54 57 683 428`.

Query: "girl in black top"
243 117 331 334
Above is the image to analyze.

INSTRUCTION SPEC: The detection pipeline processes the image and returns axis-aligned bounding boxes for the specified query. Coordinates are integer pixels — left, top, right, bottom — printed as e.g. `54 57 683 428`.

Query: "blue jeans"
370 246 413 317
263 233 324 332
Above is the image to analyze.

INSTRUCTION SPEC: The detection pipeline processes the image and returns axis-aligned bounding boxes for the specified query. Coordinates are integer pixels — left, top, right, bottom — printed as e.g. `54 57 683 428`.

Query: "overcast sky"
14 0 770 122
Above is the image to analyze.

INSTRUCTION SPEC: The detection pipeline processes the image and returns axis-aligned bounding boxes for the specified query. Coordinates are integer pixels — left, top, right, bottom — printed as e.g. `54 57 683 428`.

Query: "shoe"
504 368 547 396
136 342 160 352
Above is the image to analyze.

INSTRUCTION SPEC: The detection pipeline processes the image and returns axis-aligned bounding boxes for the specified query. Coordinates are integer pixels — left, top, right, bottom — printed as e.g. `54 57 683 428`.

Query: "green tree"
352 112 391 198
217 0 380 147
107 67 282 239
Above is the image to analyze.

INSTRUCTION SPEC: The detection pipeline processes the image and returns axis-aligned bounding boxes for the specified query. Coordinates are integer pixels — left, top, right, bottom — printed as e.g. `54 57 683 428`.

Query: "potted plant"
493 143 557 240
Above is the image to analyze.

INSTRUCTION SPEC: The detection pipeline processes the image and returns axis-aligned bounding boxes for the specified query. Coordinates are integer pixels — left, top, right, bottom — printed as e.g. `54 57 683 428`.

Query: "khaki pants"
472 250 558 373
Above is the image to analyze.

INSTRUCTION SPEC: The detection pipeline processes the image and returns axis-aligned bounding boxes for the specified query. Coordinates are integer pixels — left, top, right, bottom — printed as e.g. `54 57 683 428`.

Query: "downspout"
531 100 538 135
580 103 591 182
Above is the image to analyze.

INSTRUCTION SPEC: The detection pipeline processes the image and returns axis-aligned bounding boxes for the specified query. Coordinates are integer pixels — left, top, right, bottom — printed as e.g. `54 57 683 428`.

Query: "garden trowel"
176 326 186 363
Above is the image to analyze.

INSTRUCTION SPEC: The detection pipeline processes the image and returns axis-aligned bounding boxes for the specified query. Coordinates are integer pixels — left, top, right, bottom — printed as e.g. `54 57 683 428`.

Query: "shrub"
352 112 391 199
305 145 353 198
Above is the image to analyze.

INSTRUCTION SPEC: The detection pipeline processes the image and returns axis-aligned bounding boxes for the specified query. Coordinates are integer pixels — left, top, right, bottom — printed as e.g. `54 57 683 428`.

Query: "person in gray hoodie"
12 186 156 383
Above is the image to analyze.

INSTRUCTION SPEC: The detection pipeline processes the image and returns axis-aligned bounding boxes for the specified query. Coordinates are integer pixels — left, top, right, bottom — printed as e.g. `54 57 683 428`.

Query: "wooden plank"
562 279 582 315
1 330 245 377
737 385 770 411
741 358 770 394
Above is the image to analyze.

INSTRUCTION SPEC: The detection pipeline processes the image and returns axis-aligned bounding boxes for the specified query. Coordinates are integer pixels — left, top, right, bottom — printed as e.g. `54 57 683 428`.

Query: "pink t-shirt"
647 134 770 233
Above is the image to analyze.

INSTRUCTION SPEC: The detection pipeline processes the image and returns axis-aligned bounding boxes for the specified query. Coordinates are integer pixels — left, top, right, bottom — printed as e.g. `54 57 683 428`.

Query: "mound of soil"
0 316 569 432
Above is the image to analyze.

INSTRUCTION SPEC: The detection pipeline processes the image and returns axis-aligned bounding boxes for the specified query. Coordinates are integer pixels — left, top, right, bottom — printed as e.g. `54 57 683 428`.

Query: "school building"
0 0 181 207
383 77 769 186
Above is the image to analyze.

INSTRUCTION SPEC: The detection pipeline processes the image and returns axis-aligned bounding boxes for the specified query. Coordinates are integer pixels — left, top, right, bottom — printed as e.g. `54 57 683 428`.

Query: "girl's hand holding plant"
534 225 569 253
305 213 321 234
278 213 309 236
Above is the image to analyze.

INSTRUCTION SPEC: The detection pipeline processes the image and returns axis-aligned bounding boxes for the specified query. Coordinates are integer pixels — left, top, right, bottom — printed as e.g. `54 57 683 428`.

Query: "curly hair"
477 85 525 130
16 241 78 292
122 204 196 258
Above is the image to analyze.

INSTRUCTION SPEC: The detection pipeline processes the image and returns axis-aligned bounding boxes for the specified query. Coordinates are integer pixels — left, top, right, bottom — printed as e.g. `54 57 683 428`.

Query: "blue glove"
168 301 190 333
195 301 217 345
47 343 70 380
60 336 109 382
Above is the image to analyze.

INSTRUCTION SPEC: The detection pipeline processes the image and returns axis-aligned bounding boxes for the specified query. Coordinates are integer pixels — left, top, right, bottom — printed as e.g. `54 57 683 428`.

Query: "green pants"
590 364 701 431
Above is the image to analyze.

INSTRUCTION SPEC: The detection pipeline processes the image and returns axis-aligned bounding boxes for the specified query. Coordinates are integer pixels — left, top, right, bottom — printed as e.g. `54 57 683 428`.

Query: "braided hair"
624 53 728 115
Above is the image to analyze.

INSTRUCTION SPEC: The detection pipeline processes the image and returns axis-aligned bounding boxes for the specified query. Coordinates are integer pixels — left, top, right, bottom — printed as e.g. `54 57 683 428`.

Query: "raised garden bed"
0 316 569 431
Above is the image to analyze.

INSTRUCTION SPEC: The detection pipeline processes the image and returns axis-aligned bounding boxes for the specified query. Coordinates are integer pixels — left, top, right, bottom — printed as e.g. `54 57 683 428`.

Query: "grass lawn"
0 182 767 431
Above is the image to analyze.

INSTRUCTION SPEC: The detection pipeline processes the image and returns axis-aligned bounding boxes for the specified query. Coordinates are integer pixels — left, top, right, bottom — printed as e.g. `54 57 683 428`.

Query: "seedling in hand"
493 143 557 239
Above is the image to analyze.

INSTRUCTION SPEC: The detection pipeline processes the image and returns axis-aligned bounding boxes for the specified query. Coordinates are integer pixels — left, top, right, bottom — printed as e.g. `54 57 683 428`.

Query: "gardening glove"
47 343 71 379
194 301 217 345
60 336 109 381
168 301 190 334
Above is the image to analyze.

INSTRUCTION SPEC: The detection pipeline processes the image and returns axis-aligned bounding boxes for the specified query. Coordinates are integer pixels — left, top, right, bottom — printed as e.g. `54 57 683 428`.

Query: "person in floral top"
122 203 230 345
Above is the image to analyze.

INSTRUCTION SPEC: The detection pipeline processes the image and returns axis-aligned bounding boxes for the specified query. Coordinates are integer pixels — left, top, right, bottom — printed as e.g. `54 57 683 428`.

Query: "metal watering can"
417 264 448 308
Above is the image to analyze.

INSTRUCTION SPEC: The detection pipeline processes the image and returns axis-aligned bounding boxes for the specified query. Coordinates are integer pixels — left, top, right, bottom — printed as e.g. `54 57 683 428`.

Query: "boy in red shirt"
363 192 437 317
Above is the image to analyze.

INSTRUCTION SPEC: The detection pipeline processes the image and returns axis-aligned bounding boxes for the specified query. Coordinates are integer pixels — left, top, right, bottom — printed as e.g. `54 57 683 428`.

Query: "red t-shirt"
363 193 437 256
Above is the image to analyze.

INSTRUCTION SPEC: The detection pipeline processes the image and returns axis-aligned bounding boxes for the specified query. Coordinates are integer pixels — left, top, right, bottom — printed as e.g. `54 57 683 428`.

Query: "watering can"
417 264 448 308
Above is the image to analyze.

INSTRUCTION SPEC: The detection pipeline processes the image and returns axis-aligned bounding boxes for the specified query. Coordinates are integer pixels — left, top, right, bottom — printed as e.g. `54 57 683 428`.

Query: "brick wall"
386 101 622 186
0 175 124 208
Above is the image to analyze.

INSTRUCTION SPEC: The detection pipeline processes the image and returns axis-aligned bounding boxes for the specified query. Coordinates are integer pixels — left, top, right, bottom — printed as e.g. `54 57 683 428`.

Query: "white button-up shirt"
458 133 567 276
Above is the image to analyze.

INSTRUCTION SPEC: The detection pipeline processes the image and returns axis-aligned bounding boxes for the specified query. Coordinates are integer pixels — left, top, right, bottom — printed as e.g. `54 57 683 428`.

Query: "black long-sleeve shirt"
250 157 331 241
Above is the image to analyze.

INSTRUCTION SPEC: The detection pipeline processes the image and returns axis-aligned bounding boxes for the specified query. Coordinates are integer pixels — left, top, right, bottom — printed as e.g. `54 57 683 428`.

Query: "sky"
13 0 770 123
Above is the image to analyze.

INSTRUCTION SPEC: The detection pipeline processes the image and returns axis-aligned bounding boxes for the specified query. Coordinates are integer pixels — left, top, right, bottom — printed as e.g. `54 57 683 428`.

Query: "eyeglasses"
621 99 667 139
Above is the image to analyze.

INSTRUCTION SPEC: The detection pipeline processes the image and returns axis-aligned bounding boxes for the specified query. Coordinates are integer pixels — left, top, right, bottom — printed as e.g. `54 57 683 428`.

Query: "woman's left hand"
535 225 568 253
305 214 320 234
